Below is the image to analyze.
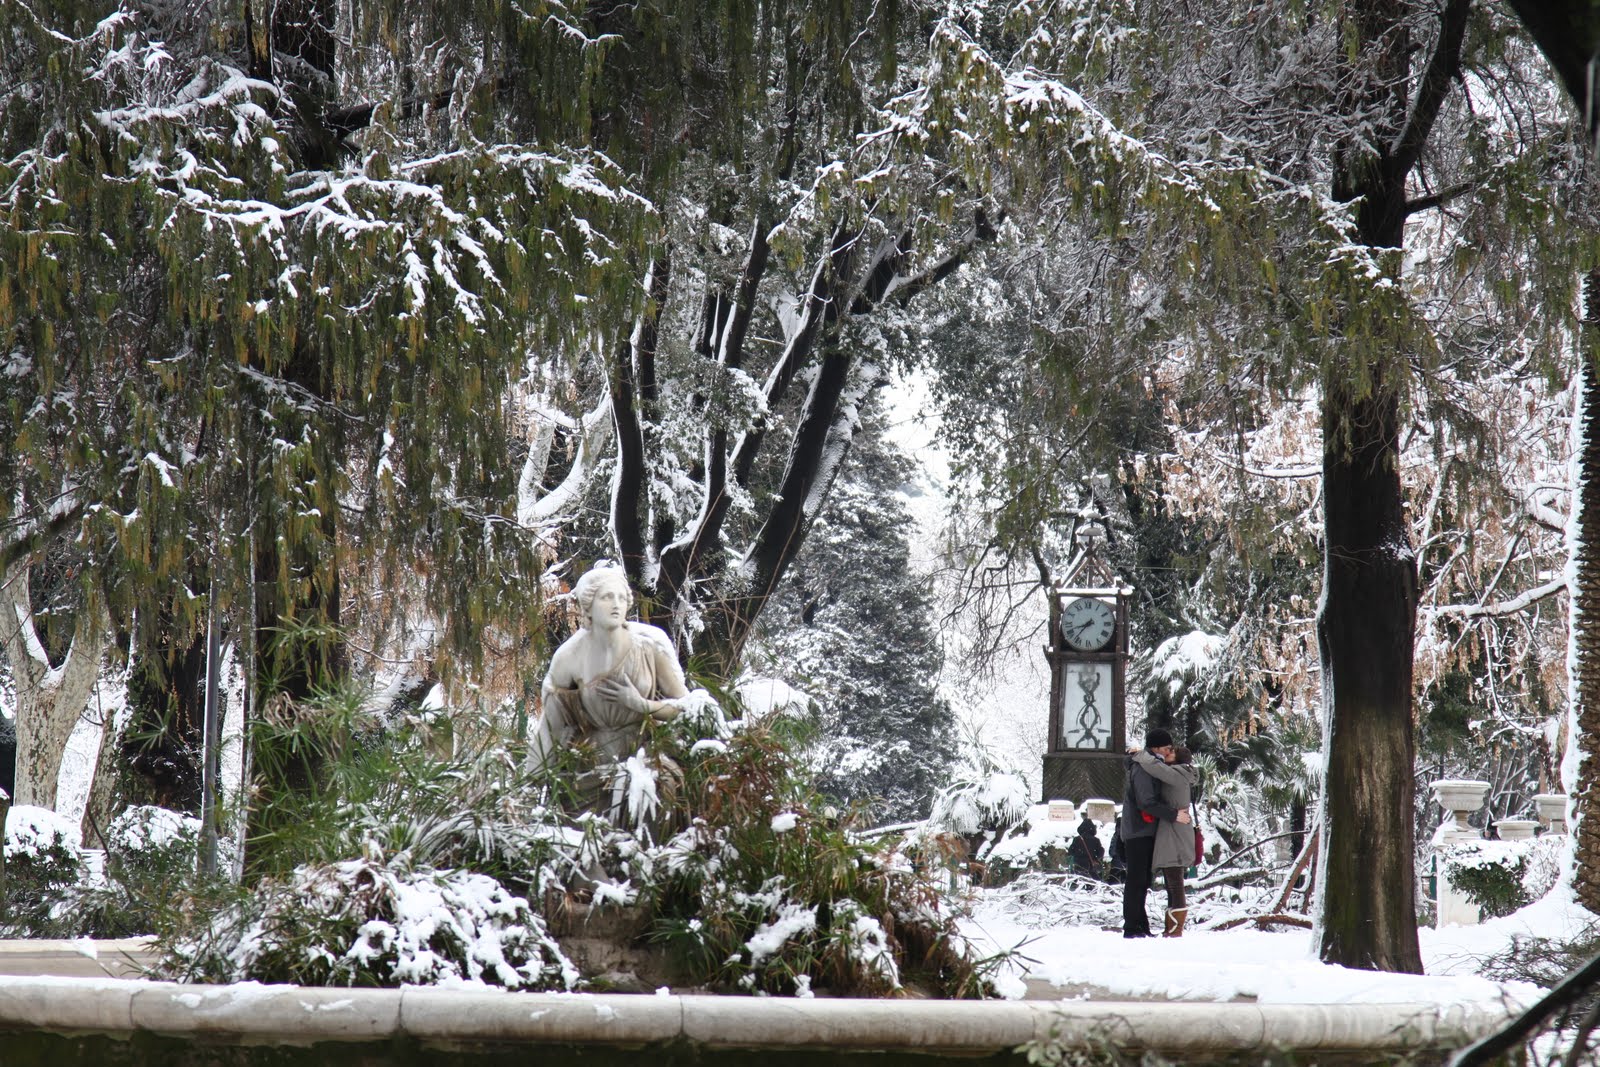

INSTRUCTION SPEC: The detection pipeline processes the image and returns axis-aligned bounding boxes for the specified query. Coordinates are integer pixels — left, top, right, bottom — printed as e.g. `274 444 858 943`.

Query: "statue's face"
588 576 631 631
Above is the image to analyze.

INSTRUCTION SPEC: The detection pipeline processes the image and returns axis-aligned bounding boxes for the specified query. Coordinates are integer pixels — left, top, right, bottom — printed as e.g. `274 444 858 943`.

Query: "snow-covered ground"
964 879 1592 1008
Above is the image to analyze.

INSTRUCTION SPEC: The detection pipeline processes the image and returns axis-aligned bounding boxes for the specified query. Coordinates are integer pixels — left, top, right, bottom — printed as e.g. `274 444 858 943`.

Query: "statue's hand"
593 675 651 716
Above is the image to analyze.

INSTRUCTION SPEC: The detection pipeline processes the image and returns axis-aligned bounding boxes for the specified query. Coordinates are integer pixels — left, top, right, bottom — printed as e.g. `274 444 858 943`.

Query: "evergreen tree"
749 405 958 822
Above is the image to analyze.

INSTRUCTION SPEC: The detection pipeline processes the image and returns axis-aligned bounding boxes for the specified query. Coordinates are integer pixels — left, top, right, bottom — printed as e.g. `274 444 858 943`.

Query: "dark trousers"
1121 834 1156 937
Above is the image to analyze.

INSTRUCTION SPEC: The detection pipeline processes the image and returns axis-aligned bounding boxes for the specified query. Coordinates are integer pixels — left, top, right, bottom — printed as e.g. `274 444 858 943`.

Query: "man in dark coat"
1119 727 1191 937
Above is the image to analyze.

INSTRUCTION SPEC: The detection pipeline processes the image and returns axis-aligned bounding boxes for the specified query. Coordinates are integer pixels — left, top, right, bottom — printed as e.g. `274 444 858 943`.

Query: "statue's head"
573 564 632 631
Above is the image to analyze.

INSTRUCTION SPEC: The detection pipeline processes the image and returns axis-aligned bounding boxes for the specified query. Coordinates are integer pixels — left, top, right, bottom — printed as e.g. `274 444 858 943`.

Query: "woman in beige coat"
1132 746 1198 936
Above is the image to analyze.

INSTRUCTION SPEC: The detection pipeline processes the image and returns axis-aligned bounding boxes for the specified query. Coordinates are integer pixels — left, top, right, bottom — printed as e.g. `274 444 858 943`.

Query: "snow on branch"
1426 575 1568 620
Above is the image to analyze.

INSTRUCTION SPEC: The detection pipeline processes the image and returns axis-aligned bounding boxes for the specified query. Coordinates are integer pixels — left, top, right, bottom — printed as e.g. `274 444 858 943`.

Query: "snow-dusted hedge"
138 687 992 997
105 804 233 879
2 805 84 931
176 850 577 990
927 771 1030 836
1442 835 1563 919
627 716 994 997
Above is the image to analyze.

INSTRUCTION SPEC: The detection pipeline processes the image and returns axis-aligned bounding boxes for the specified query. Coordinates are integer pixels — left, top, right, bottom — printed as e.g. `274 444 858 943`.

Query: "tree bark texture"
1570 270 1600 914
1315 369 1424 972
1311 0 1467 974
0 562 107 811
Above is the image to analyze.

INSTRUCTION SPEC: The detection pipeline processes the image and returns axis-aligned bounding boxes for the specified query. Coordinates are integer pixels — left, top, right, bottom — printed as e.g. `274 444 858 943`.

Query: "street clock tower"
1042 586 1132 803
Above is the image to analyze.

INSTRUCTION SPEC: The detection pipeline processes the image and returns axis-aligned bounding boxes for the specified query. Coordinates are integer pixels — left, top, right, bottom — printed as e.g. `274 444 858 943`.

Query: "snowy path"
964 882 1593 1008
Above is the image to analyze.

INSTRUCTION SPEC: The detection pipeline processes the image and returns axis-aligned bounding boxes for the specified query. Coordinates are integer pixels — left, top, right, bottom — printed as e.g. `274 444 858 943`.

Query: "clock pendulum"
1074 663 1103 746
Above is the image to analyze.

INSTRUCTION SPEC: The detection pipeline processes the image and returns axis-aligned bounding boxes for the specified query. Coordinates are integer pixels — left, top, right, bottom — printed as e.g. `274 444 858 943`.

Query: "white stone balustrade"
1431 779 1489 929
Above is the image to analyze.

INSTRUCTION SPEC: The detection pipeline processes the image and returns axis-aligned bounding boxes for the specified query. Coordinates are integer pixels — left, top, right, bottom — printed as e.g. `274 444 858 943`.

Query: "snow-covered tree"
911 0 1590 970
748 408 958 822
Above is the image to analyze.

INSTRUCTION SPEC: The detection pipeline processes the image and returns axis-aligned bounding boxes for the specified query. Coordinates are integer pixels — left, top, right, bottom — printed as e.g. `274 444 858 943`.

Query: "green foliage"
71 805 238 940
134 671 988 997
1445 842 1531 920
632 713 993 997
244 680 568 883
154 681 581 985
0 808 85 935
0 0 657 671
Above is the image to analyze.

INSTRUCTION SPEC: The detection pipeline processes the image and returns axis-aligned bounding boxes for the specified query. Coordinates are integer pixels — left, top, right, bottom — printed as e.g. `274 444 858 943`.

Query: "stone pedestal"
1431 779 1489 929
1493 819 1538 841
1084 798 1117 824
1533 793 1569 835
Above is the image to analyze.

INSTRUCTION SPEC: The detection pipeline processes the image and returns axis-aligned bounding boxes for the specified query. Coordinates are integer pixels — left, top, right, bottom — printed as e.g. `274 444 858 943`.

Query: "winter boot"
1164 908 1188 937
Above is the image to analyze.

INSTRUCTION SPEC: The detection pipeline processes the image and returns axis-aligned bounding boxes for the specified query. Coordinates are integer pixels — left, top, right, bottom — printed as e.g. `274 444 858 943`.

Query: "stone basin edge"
0 976 1521 1054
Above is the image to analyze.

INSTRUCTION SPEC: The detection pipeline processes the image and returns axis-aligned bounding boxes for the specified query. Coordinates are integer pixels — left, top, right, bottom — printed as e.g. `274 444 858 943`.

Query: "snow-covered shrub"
975 806 1097 885
630 716 993 997
143 678 989 997
174 850 577 989
734 677 813 722
2 805 85 933
1443 836 1562 919
928 772 1030 836
106 805 205 879
1521 834 1565 902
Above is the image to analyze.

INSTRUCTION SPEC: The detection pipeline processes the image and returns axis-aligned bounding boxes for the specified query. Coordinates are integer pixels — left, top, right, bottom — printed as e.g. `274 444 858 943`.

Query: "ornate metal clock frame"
1042 586 1131 803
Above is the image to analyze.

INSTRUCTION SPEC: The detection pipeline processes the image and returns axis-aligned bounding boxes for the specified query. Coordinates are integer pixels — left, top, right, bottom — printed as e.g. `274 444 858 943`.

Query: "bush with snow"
106 804 224 880
974 804 1102 885
138 680 992 997
630 717 993 997
927 771 1031 836
1152 631 1224 696
1443 835 1564 920
174 849 577 990
2 805 85 933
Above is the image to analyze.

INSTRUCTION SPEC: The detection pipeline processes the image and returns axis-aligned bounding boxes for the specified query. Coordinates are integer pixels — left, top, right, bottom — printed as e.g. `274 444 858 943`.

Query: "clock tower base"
1041 752 1125 805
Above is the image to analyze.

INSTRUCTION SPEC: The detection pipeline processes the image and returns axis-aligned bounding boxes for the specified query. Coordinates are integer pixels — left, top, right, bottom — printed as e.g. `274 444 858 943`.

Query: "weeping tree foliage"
0 0 1011 844
0 0 658 824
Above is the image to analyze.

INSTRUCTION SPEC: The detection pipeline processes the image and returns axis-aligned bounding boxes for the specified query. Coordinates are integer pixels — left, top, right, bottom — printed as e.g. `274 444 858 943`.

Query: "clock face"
1061 597 1115 652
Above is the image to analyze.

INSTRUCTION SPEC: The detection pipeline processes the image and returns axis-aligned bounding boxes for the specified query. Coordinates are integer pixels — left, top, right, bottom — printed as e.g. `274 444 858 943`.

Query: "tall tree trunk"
1311 0 1467 974
1315 368 1424 972
80 687 123 850
0 561 107 811
1568 269 1600 912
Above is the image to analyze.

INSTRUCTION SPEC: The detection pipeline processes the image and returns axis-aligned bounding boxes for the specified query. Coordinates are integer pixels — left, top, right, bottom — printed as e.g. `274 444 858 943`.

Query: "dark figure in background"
1119 728 1191 938
1068 812 1105 879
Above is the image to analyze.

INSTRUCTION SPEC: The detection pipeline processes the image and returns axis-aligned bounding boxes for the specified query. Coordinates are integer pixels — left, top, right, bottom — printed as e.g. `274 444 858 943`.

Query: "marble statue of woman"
527 564 688 793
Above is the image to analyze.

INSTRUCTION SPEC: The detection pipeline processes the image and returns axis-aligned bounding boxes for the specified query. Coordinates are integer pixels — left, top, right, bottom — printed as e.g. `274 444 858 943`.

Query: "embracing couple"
1119 727 1198 939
